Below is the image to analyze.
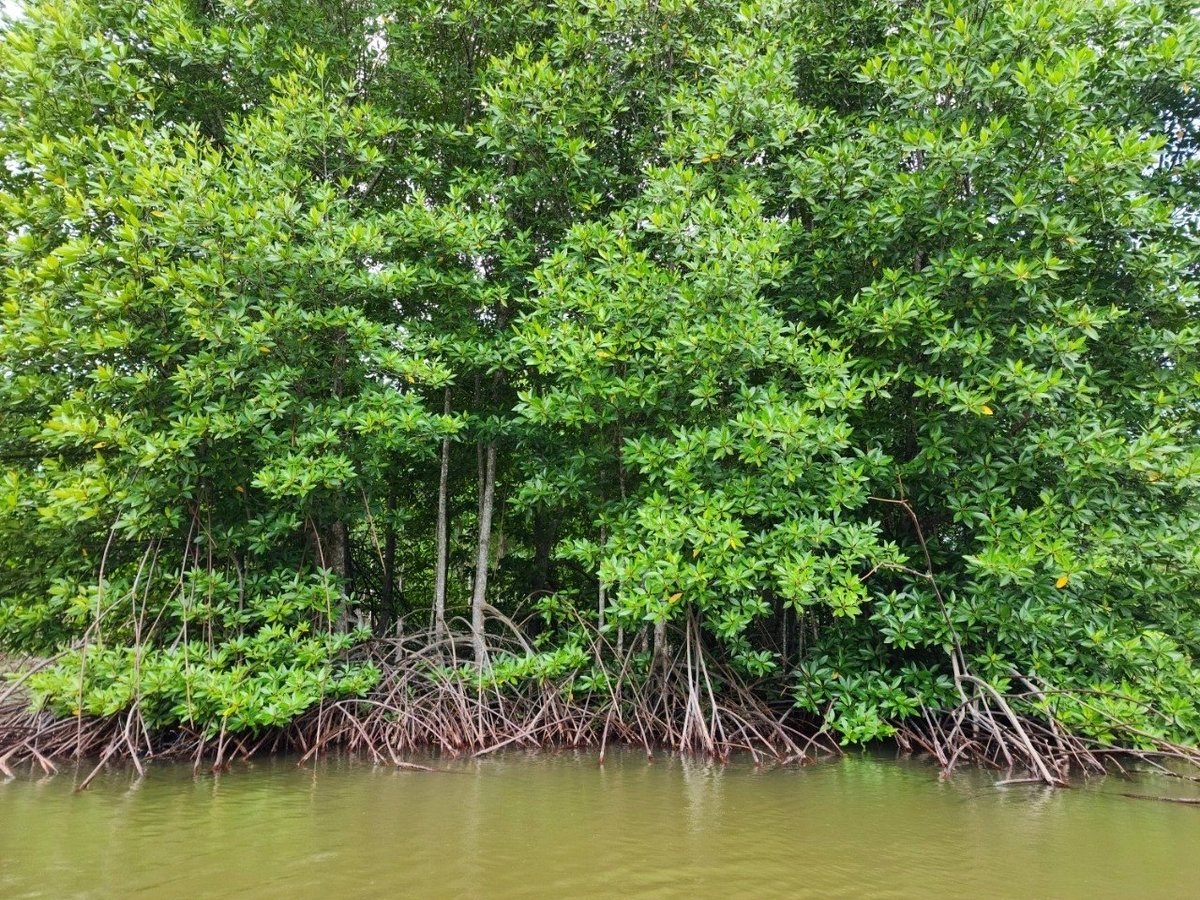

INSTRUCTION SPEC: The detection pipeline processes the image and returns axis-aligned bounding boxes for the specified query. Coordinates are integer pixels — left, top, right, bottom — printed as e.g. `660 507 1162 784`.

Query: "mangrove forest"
1 0 1200 788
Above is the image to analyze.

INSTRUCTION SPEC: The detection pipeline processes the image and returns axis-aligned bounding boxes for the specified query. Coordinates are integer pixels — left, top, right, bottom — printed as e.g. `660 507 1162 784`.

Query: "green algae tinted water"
2 751 1198 899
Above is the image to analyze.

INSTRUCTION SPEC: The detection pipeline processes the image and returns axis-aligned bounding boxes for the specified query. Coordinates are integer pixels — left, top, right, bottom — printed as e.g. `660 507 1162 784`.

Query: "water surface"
2 750 1197 898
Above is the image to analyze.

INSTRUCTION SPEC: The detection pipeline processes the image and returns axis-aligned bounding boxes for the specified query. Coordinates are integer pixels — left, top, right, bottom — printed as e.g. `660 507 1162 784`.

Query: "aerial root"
894 681 1200 787
7 641 1199 787
0 632 834 781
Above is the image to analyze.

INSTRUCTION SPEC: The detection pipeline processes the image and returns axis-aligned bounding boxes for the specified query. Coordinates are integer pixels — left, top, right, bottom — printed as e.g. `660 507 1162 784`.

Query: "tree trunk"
433 389 451 642
381 493 397 631
531 506 558 598
470 441 497 669
326 332 351 631
653 619 668 679
597 525 607 630
320 519 350 632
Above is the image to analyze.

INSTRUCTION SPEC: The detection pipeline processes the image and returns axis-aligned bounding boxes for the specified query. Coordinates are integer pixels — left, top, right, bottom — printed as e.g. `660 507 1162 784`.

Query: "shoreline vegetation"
5 624 1200 788
3 0 1200 792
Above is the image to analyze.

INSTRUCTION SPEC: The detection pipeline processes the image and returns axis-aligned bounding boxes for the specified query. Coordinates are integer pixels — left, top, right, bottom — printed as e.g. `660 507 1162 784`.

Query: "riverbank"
6 635 1200 789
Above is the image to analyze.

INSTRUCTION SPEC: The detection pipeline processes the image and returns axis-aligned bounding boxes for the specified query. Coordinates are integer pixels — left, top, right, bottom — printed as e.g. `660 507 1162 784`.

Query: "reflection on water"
1 750 1198 899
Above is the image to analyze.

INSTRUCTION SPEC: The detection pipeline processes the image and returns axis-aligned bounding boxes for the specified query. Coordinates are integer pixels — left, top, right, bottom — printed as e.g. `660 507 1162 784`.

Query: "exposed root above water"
894 681 1200 786
0 631 836 784
302 623 829 767
4 634 1200 789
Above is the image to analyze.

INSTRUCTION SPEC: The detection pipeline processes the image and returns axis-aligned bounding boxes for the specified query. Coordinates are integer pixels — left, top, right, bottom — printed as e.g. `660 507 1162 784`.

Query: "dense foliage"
2 0 1199 753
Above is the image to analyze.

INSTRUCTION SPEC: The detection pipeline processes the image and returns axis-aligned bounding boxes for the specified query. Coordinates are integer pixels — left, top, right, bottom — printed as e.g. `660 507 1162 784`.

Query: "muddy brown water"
1 750 1198 898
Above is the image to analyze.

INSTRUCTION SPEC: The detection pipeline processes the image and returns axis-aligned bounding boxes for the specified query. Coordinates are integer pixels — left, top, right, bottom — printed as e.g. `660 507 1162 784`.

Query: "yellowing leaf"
981 404 994 416
92 441 106 449
235 485 245 494
1055 575 1069 589
258 346 271 353
667 592 682 605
